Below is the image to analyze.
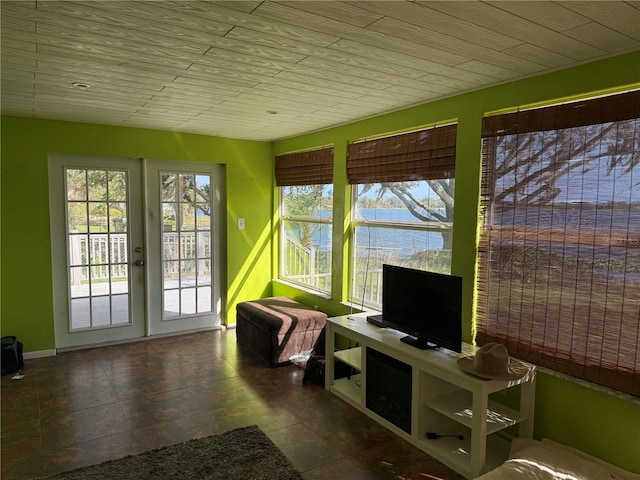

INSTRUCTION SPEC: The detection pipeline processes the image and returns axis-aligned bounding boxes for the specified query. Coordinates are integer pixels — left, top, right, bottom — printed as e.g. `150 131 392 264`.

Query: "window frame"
275 146 335 295
350 180 455 310
279 185 333 294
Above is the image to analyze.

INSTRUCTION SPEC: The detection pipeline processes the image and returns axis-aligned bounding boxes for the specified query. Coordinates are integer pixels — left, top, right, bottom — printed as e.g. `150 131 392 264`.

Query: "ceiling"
1 1 638 141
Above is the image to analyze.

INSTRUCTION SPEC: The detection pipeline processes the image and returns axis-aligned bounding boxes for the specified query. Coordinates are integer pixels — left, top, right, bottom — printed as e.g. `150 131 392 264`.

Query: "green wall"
273 51 640 473
0 118 274 351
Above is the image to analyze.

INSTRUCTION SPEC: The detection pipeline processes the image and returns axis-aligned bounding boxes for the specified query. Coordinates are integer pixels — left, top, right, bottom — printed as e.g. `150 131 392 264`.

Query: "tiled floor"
1 329 466 479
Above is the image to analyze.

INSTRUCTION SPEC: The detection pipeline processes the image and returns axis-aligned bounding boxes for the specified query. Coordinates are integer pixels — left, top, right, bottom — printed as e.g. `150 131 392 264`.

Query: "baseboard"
56 326 226 353
23 349 56 359
23 327 227 357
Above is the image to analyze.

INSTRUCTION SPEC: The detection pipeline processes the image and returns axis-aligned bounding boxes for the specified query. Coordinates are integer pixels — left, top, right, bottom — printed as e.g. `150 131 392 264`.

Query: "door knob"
135 259 144 266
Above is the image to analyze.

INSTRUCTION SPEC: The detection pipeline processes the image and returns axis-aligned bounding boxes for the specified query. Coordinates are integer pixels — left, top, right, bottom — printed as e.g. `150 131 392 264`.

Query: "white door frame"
143 159 226 335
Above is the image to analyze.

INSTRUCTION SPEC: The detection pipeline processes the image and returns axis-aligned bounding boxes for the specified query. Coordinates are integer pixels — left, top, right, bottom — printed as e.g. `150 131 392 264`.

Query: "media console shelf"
324 315 536 479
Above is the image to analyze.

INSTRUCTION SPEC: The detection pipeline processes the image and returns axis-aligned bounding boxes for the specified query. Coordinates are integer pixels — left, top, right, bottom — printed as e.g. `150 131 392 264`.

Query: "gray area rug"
41 425 304 479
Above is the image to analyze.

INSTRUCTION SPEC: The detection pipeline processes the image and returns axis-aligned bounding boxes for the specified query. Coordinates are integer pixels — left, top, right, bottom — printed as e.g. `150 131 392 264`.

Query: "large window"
478 91 640 397
277 147 333 294
348 124 457 308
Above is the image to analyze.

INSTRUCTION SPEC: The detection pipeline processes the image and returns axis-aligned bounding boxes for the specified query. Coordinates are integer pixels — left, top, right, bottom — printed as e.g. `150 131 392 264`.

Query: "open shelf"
331 374 362 404
334 346 361 370
415 425 511 478
426 390 528 435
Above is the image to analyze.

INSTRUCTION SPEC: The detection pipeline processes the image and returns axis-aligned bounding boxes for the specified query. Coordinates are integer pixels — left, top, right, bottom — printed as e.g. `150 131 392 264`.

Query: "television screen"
381 264 462 352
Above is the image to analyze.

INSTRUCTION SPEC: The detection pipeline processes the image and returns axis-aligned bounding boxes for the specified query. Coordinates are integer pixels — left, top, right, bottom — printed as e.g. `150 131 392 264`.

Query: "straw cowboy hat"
457 342 529 380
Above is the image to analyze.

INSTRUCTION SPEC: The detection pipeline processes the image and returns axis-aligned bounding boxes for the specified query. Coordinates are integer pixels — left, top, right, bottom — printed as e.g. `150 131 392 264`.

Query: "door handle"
135 259 145 266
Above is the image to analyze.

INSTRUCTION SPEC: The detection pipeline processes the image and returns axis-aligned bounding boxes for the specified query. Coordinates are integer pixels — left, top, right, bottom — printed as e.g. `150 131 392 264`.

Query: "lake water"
308 204 639 264
310 209 449 259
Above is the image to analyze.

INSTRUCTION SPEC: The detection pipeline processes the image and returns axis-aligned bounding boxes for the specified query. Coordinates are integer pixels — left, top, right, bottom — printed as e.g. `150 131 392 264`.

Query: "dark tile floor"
1 329 465 480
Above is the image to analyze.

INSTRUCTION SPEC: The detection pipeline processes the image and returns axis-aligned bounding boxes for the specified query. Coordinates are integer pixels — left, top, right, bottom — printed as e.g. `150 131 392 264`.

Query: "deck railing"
282 234 330 292
69 232 210 285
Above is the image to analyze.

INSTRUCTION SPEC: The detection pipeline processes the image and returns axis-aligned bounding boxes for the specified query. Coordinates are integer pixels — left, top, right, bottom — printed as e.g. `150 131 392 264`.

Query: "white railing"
162 232 210 277
69 234 128 285
352 268 384 306
69 232 211 285
282 233 450 301
283 234 330 292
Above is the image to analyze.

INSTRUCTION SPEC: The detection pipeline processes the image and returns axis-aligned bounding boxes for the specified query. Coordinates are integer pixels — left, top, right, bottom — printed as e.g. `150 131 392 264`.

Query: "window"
478 90 640 397
276 147 333 294
347 124 457 308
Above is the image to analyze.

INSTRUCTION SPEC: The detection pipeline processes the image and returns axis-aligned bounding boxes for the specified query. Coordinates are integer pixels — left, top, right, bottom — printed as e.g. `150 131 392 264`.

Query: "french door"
49 155 223 349
144 160 224 336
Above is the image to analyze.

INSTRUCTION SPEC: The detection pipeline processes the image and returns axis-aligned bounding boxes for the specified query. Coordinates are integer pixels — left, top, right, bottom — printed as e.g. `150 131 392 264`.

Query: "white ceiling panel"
1 0 638 141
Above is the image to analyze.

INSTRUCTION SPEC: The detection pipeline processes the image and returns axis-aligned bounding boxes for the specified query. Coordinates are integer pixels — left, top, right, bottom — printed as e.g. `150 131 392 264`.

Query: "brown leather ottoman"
236 296 327 367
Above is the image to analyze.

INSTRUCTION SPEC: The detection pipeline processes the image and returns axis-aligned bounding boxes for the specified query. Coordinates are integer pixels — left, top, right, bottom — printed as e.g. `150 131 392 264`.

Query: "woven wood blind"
483 90 640 137
347 124 457 184
275 146 334 186
478 91 640 397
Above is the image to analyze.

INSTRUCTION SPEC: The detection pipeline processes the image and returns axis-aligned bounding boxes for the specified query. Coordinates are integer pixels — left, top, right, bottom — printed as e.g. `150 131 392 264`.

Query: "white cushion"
474 438 640 480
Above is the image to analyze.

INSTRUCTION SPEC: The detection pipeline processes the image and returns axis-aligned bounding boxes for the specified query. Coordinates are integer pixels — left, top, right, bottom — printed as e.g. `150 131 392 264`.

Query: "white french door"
49 155 146 348
49 155 224 349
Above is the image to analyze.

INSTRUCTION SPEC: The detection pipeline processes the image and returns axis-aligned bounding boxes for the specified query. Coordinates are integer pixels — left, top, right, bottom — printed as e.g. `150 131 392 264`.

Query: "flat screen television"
381 264 462 353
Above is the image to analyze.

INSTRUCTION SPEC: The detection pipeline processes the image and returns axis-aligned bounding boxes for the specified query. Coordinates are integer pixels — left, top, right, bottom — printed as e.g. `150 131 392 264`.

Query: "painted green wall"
273 51 640 473
0 117 274 351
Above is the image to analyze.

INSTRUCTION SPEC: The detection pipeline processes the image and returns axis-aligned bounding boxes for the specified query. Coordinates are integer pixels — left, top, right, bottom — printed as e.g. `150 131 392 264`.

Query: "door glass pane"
180 260 196 287
111 265 128 294
66 167 131 330
198 252 211 286
162 173 177 201
163 203 177 232
197 287 211 313
195 175 210 201
161 172 213 319
69 266 87 297
68 203 88 232
164 290 179 318
67 169 87 201
182 234 196 259
87 170 107 201
90 265 110 295
70 298 90 329
112 294 129 324
181 203 195 230
196 205 209 229
109 203 127 232
181 288 196 315
108 171 127 201
88 202 108 233
91 297 110 326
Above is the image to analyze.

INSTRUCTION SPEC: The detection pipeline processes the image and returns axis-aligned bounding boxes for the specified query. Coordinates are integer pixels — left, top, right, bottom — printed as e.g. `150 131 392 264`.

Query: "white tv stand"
324 315 536 479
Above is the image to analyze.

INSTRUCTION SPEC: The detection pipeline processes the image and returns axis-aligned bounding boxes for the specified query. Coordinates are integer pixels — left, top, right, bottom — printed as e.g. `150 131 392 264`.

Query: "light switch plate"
238 217 245 230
